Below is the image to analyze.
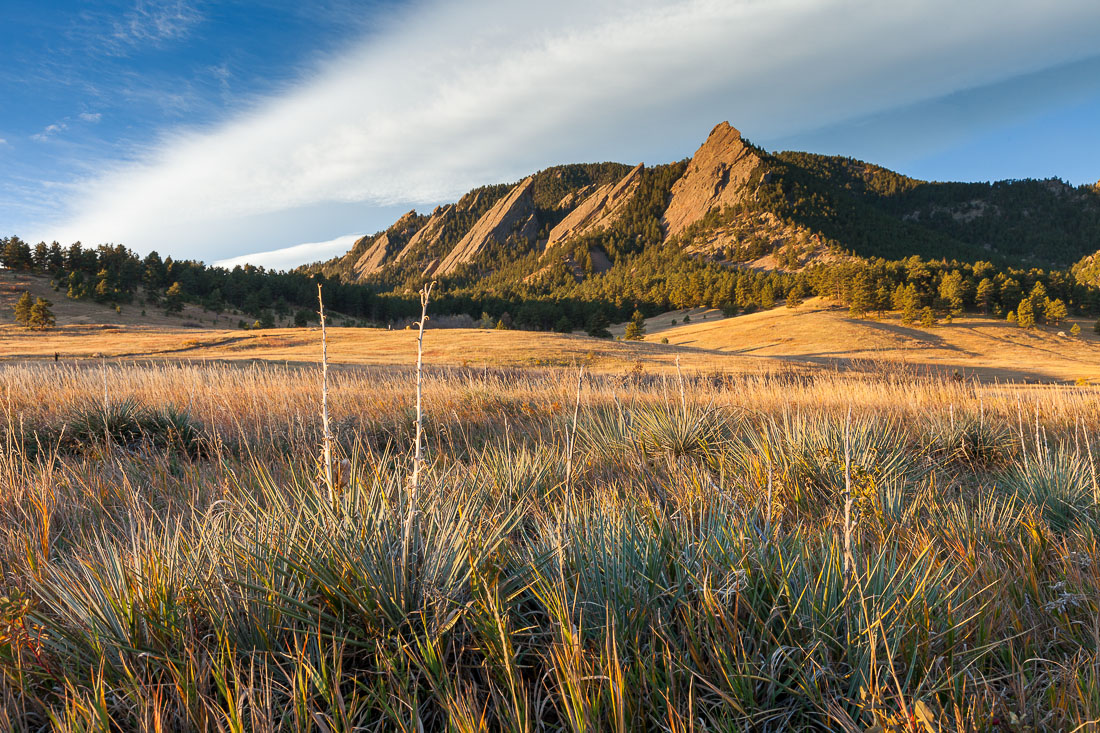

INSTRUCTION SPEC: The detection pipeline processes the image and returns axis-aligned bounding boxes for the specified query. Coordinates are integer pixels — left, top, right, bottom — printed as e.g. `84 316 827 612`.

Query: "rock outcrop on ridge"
546 164 643 246
661 122 763 239
350 210 420 278
436 177 538 275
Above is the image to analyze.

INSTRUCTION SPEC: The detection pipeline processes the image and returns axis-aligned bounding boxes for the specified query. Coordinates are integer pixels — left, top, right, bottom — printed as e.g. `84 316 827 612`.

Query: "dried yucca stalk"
411 281 435 493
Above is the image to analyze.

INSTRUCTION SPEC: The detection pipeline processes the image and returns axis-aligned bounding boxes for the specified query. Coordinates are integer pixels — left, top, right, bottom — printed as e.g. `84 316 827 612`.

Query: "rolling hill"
631 297 1100 383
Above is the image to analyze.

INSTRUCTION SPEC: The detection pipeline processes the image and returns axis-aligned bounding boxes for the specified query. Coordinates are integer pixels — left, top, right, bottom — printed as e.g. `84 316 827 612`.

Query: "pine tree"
900 284 920 325
975 277 996 314
585 313 611 338
873 285 892 316
785 284 803 308
847 269 875 318
1044 297 1067 326
938 270 968 316
891 283 907 311
13 291 33 326
1070 322 1082 337
624 309 646 340
32 242 49 272
27 298 55 330
1016 297 1035 329
164 282 185 314
1001 278 1022 307
919 306 937 327
66 271 87 300
759 284 776 309
1 237 32 270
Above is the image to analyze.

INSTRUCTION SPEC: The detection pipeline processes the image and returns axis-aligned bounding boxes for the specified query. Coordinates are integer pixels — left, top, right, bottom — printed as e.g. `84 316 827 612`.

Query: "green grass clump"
54 399 206 457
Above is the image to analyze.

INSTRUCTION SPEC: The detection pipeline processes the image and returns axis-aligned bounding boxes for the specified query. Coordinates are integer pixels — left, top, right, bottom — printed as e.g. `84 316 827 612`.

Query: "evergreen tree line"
6 233 1100 337
0 236 402 324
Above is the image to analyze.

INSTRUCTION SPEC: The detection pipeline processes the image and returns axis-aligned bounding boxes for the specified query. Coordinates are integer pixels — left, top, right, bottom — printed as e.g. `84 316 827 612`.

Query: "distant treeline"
0 236 391 324
4 233 1098 334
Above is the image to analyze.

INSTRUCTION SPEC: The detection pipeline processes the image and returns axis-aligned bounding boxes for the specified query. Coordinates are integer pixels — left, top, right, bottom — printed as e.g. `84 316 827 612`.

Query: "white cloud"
31 123 68 142
79 112 103 123
112 0 202 47
214 233 363 271
37 0 1100 264
0 138 7 146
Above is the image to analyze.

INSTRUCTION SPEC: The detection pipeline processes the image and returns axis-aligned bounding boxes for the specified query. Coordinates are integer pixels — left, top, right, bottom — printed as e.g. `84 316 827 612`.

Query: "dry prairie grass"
6 294 1099 387
0 323 777 376
1 357 1099 730
646 298 1100 383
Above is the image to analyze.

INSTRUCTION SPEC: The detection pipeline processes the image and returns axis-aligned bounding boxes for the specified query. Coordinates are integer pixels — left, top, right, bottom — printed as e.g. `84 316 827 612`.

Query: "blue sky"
2 0 1099 269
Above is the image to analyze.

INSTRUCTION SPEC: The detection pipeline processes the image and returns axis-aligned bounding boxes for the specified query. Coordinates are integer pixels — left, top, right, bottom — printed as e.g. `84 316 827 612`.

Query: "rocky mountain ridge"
312 121 1100 291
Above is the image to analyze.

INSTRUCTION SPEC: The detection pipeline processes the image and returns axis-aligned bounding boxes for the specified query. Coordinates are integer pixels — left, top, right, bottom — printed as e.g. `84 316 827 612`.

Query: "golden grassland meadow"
1 315 1100 732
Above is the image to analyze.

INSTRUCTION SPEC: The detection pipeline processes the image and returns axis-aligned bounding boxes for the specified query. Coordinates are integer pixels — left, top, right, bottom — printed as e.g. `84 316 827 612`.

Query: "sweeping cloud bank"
37 0 1100 267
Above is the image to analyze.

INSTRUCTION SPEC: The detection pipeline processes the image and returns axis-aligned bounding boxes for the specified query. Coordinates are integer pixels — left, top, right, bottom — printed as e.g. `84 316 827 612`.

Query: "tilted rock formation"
351 210 420 277
661 122 763 239
555 184 597 211
437 177 538 275
394 204 453 264
547 164 643 246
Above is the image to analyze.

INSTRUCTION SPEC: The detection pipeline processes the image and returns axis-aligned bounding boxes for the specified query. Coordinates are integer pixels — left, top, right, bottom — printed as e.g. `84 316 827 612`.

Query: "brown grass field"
4 275 1100 729
3 293 1099 384
630 299 1100 383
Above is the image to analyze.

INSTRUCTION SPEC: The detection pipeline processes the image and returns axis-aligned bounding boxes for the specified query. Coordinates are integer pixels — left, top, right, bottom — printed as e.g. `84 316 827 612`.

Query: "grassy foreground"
1 361 1099 731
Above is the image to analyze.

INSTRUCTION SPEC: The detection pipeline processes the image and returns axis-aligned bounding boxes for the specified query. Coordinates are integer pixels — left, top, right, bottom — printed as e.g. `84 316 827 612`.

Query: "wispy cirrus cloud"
110 0 203 50
78 112 103 123
35 0 1100 266
31 123 68 142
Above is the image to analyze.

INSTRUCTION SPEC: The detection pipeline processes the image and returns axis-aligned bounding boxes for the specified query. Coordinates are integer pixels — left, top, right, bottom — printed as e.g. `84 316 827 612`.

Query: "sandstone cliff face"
351 210 420 277
555 184 596 211
661 122 763 239
547 164 643 246
394 204 453 264
437 177 538 275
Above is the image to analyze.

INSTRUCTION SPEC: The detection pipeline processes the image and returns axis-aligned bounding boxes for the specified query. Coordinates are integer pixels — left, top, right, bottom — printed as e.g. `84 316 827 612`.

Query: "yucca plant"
632 400 732 459
998 444 1098 531
578 403 635 461
62 397 147 453
923 411 1014 470
738 413 921 516
142 404 205 456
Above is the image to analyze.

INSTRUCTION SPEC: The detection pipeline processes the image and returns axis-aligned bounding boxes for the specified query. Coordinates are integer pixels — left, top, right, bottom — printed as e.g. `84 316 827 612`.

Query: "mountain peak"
661 121 762 238
708 121 742 141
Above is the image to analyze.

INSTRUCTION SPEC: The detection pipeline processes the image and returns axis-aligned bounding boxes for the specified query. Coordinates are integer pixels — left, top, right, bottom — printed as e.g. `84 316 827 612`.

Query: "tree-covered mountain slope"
311 122 1100 301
